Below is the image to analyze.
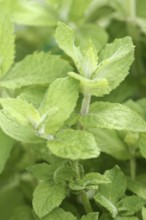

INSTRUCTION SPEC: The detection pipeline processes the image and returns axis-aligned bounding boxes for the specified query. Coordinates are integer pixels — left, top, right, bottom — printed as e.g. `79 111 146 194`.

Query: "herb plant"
0 1 146 220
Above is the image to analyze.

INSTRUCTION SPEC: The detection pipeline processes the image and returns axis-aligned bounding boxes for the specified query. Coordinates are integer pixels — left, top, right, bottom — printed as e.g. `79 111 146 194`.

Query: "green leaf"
142 207 146 220
75 24 108 51
118 195 145 216
39 77 79 134
27 163 53 181
41 208 77 220
138 133 146 158
80 102 146 132
0 98 43 143
68 72 109 96
0 16 15 78
33 181 67 218
47 129 100 160
0 52 72 89
54 163 76 183
127 175 146 200
94 166 127 218
69 172 110 191
69 0 91 21
92 37 134 95
10 205 34 220
0 129 15 173
81 212 99 220
18 86 47 109
115 217 139 220
89 128 131 160
55 22 98 77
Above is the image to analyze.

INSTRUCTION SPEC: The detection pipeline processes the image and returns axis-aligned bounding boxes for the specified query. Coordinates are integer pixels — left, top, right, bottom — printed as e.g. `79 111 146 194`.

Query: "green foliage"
0 1 146 220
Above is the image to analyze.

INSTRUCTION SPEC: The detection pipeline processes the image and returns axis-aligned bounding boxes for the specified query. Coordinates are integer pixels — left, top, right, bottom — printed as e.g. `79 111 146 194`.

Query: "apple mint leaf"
0 16 15 78
10 205 34 220
69 172 110 191
127 175 146 200
142 207 146 220
0 129 15 173
39 77 79 134
94 166 126 218
80 102 146 132
0 52 72 89
0 98 43 143
54 163 76 183
115 217 139 220
118 195 145 216
47 129 100 160
33 181 67 218
55 22 98 77
138 133 146 158
89 128 131 160
92 37 134 95
40 208 77 220
75 24 108 51
68 72 109 97
27 163 54 181
81 212 99 220
18 86 47 109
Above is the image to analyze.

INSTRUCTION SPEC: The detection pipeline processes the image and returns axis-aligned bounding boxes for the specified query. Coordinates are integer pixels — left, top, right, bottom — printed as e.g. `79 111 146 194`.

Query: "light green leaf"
27 163 53 181
55 22 98 77
94 193 118 218
69 172 110 191
81 212 99 220
39 77 79 134
54 163 76 183
89 128 131 160
115 217 139 220
10 205 34 220
80 102 146 132
92 37 134 95
138 133 146 158
0 16 15 78
0 98 43 143
75 24 108 51
33 181 67 218
127 175 146 200
18 86 47 109
142 207 146 220
68 72 109 96
94 166 127 217
47 129 100 160
41 208 77 220
69 0 91 21
0 129 15 173
0 52 72 89
118 195 145 216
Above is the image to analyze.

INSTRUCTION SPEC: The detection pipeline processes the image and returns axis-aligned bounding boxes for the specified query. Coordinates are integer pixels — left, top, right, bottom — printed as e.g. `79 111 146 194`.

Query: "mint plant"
0 1 146 220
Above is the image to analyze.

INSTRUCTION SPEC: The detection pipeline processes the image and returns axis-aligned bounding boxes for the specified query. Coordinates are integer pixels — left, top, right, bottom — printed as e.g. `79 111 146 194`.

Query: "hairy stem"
71 161 93 213
80 94 91 116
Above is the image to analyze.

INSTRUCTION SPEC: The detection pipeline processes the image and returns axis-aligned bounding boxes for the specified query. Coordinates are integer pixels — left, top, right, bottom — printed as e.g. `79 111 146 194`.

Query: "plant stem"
80 191 93 213
130 156 136 180
71 161 93 213
130 0 136 19
80 94 91 116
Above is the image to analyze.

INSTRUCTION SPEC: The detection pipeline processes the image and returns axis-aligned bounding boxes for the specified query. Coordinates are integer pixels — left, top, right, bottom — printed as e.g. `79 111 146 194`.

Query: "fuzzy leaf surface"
0 129 15 173
41 208 77 220
92 37 134 95
39 77 79 134
33 181 67 218
80 102 146 132
0 53 72 89
81 212 99 220
47 129 100 160
0 16 15 78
